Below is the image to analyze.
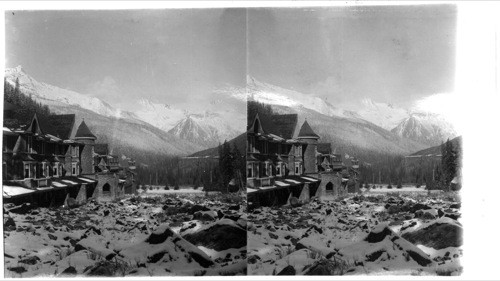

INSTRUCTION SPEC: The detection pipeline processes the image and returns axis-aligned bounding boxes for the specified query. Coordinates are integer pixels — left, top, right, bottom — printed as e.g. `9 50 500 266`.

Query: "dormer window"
26 136 33 153
276 162 282 176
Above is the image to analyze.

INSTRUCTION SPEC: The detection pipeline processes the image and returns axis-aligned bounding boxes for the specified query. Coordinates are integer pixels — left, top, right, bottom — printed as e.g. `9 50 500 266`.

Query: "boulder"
8 203 32 214
60 266 77 276
4 216 16 229
304 259 342 275
277 265 296 275
415 209 438 220
193 211 217 221
402 219 463 250
183 219 246 251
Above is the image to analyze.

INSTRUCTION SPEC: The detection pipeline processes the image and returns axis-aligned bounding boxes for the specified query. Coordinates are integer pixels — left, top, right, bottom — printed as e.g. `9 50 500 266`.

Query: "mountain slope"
391 113 457 147
5 66 137 120
4 67 203 155
270 104 426 157
410 136 462 156
189 132 246 158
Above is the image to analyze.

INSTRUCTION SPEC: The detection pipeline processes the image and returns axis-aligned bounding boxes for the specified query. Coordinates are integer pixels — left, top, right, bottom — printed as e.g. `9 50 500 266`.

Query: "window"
295 162 301 175
247 164 253 178
276 163 281 176
72 163 78 175
26 136 32 153
53 164 59 177
42 162 47 177
297 145 302 157
24 164 30 178
59 165 63 177
72 146 79 157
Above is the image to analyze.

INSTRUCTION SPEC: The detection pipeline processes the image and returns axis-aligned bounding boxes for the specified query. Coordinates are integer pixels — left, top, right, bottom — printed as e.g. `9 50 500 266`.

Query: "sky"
248 5 457 108
5 9 247 111
5 5 457 111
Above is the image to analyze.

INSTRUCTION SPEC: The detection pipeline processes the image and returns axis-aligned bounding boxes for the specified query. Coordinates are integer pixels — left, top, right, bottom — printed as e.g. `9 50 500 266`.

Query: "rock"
304 259 341 275
8 266 27 274
277 265 296 275
228 205 240 211
19 256 40 265
289 197 301 207
402 220 463 249
8 203 32 214
450 203 461 209
86 261 115 277
4 216 16 229
48 233 58 240
444 213 460 220
364 226 393 243
387 205 401 214
193 211 217 221
60 266 77 276
188 205 210 214
247 255 261 264
415 209 438 220
269 232 279 239
410 203 431 213
183 219 246 251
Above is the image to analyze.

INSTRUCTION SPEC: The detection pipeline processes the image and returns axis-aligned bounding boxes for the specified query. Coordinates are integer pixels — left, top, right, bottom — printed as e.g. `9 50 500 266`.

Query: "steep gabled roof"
38 114 75 140
74 120 97 139
298 120 320 139
270 114 298 139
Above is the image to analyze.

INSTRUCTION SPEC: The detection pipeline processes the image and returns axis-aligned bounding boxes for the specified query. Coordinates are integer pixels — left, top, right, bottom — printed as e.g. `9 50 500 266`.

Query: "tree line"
4 77 52 128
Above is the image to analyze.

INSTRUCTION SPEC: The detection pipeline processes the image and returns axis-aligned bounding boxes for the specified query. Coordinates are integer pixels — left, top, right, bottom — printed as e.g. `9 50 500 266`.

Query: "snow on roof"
284 179 301 184
301 176 319 182
36 186 53 191
61 179 78 185
78 177 96 183
3 185 35 198
275 181 290 187
52 182 67 188
247 188 258 193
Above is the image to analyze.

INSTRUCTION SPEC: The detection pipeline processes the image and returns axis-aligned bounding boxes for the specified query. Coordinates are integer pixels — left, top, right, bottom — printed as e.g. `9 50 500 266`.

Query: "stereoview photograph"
3 9 247 277
2 4 465 278
246 5 462 276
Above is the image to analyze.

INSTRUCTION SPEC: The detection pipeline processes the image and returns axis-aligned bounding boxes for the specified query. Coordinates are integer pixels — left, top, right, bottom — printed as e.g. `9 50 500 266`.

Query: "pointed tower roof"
74 120 96 139
298 120 320 139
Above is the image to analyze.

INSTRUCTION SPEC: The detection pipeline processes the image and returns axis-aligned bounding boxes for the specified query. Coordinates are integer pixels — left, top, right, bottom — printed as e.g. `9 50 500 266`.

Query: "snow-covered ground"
247 192 462 276
3 193 246 277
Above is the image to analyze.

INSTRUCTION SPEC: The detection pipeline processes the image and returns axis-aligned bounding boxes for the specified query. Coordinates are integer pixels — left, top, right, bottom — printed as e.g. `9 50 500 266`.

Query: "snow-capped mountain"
353 98 410 130
248 77 457 147
5 66 245 150
391 112 457 147
247 77 360 120
4 66 137 120
133 98 187 132
168 112 241 147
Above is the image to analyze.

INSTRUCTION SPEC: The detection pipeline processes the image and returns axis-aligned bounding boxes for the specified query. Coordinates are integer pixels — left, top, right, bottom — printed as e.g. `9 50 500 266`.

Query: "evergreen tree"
218 140 233 193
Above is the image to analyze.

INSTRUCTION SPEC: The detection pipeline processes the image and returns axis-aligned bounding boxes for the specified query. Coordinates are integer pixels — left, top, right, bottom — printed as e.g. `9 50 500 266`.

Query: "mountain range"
4 66 457 158
4 66 245 154
247 77 458 157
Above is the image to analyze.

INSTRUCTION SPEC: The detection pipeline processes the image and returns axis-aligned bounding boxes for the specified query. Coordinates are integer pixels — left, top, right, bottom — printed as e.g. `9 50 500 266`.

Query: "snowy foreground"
3 193 247 277
248 192 462 276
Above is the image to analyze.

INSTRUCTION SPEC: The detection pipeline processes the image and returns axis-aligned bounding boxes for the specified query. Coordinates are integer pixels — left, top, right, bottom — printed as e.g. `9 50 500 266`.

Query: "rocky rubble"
248 192 462 276
3 193 247 277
